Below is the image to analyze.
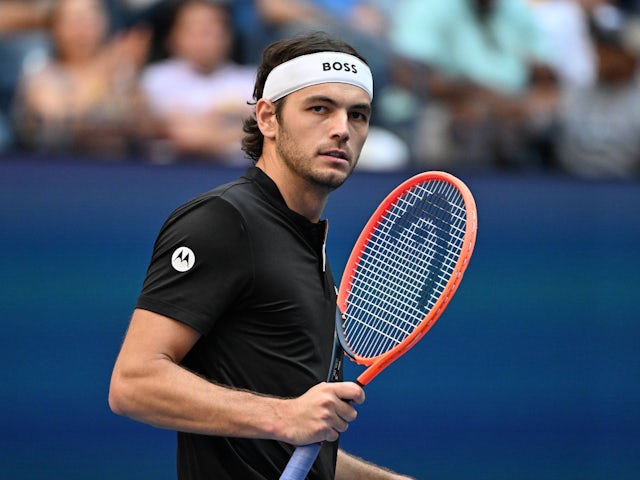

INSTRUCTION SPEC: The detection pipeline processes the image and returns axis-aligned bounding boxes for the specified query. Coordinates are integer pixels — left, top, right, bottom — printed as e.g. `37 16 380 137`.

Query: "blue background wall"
1 159 639 479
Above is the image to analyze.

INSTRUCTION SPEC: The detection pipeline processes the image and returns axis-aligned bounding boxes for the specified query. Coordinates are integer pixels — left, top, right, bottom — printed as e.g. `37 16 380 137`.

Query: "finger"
350 385 365 405
331 414 349 434
325 429 340 442
335 400 358 423
331 382 365 404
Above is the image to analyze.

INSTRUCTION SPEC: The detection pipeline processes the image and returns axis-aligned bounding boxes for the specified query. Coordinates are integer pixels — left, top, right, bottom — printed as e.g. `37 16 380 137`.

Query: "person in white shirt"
141 0 256 165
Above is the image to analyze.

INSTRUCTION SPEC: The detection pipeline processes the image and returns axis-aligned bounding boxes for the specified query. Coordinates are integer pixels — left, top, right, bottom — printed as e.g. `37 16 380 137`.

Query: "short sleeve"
136 196 253 335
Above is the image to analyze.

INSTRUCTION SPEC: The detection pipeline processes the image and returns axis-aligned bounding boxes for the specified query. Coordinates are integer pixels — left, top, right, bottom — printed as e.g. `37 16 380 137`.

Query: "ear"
256 98 278 140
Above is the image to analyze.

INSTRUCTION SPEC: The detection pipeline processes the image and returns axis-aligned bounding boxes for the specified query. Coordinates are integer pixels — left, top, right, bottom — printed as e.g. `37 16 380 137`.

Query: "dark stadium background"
1 159 639 479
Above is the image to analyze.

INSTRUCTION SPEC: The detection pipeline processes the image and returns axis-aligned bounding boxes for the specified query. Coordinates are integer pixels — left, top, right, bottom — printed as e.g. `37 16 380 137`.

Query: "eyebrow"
304 94 372 115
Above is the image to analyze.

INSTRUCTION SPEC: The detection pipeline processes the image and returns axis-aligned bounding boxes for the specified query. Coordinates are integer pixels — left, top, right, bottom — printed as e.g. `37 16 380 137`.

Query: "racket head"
337 171 477 385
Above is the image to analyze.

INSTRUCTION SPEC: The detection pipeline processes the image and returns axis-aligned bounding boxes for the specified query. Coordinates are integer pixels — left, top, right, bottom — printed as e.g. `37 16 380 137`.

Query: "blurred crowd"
1 0 640 178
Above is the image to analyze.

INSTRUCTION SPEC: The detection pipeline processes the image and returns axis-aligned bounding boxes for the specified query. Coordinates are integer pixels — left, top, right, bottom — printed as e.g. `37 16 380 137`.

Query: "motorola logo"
171 246 195 272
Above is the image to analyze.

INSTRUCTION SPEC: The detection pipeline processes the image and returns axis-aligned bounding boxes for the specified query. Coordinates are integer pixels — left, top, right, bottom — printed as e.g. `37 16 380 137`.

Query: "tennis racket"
279 171 478 480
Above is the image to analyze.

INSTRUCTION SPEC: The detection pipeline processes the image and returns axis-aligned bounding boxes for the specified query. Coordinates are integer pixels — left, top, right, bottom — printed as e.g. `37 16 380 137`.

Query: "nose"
330 111 350 143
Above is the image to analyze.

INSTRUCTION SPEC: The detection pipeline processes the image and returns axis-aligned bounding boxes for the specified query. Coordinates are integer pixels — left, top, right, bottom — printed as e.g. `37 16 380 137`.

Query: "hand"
279 382 365 445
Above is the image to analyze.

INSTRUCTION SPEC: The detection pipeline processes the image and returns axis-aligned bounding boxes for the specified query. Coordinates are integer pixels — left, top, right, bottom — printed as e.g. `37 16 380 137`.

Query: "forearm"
0 1 49 31
109 309 365 446
109 352 285 440
336 449 415 480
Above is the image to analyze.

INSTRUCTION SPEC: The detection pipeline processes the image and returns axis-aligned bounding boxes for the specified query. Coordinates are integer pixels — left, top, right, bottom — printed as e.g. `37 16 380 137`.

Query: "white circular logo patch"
171 246 195 272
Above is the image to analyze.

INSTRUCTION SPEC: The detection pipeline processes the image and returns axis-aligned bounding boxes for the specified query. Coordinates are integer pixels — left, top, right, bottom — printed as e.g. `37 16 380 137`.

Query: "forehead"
176 2 226 24
286 82 371 107
54 0 104 19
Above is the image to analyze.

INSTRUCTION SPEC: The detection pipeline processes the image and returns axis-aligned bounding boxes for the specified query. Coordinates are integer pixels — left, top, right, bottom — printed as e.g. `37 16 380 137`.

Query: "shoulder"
164 176 261 231
168 178 251 224
141 59 189 88
215 63 257 88
219 62 257 77
148 180 257 271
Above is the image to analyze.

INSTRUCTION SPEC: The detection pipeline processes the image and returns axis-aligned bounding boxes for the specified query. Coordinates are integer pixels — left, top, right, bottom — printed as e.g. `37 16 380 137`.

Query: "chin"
315 170 351 190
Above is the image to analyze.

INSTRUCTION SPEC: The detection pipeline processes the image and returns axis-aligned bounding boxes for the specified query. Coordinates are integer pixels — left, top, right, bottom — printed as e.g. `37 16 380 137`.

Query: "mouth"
320 149 350 162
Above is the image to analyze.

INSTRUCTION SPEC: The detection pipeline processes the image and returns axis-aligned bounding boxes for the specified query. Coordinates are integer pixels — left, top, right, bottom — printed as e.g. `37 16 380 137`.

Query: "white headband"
262 52 373 101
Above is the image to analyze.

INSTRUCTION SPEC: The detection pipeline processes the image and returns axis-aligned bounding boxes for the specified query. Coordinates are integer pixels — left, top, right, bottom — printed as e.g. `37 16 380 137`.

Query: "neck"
255 156 329 223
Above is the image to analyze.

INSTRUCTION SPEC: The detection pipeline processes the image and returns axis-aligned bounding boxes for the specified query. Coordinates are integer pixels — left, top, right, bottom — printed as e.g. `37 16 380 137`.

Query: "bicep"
116 308 201 368
109 309 202 416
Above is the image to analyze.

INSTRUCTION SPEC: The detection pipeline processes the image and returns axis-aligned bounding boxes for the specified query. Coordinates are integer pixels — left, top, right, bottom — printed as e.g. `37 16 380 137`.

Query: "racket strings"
343 181 468 359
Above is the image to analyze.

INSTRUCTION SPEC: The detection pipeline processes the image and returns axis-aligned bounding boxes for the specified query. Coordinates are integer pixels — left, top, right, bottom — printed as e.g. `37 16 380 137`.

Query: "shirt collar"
244 166 329 247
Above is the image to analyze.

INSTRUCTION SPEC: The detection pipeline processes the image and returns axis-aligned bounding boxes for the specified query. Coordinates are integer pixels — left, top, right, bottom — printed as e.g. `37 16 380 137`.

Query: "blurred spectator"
11 0 151 159
556 3 640 178
528 0 597 88
140 0 256 165
0 0 49 32
0 0 51 153
384 0 561 170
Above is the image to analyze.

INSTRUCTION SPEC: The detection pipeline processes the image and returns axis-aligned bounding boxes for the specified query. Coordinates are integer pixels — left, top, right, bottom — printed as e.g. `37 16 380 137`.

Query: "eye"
350 111 369 123
310 105 328 113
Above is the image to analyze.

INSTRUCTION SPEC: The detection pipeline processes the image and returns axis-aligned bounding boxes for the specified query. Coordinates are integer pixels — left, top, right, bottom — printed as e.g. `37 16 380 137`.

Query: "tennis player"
109 32 413 480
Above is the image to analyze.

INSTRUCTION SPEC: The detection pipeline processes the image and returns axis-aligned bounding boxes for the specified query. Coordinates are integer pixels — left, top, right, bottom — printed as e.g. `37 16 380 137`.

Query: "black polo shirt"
137 167 340 479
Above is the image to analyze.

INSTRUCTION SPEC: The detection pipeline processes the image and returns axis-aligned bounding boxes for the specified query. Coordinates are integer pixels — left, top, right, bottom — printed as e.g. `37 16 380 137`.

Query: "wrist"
260 396 291 443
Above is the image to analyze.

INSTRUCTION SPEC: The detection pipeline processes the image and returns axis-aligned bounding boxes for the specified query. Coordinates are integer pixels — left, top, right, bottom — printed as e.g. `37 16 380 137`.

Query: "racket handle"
279 443 322 480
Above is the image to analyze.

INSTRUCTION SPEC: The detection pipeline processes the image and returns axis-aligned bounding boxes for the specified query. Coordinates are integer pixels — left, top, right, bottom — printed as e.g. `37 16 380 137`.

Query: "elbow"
108 387 123 417
108 369 132 417
108 375 124 416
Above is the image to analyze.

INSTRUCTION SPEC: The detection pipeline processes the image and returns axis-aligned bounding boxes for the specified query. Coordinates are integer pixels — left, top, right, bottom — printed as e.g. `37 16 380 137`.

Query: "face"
273 83 371 191
170 3 232 72
51 0 108 61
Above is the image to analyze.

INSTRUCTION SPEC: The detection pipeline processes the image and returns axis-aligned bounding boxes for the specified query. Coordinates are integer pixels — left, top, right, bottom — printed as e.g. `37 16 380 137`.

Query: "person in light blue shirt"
389 0 553 94
384 0 560 170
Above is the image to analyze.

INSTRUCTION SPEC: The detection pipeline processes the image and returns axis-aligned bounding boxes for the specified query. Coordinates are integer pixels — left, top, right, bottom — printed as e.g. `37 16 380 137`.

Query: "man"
109 32 413 480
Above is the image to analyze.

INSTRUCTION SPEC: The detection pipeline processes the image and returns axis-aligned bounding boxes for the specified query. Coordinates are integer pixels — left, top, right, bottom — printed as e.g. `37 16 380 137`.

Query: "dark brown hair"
241 32 368 162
